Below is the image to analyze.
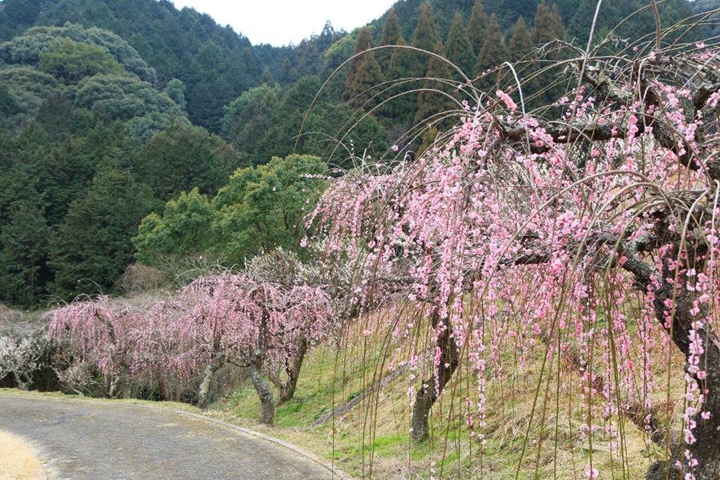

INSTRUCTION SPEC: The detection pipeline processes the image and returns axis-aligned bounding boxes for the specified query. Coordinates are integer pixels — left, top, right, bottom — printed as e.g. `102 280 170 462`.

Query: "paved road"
0 393 340 479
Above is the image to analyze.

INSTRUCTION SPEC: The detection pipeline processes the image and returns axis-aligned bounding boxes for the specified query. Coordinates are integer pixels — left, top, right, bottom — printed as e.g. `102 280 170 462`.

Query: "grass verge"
0 430 45 480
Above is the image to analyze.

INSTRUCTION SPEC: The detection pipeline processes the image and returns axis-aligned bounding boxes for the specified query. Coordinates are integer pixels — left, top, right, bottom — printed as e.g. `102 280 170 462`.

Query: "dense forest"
0 0 713 307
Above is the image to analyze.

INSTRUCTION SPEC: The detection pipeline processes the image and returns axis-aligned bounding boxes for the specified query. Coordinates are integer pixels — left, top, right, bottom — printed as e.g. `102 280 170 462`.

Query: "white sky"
170 1 398 47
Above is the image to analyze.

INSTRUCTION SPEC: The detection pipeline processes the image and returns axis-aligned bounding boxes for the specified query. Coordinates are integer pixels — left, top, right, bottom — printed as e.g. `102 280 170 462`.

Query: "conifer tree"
508 17 534 62
414 41 454 129
531 1 567 103
377 8 404 73
383 3 442 128
445 11 475 77
467 0 489 56
383 37 417 128
344 27 384 110
474 14 508 86
412 3 442 55
532 1 566 46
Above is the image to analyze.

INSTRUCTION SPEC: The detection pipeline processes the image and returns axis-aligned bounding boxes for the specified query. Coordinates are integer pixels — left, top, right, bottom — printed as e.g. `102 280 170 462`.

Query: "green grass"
207 305 687 479
3 301 686 479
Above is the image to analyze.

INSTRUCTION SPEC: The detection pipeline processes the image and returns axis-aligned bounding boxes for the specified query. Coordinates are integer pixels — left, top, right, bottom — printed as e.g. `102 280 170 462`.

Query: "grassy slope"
210 308 686 479
1 301 687 479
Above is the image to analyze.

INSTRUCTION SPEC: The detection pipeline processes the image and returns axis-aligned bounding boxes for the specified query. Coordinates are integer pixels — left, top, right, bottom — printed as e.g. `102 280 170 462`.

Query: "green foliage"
565 0 695 47
530 1 568 104
74 73 179 122
0 24 156 82
222 84 281 163
508 16 534 62
300 101 389 168
211 154 328 265
132 188 214 268
0 0 51 41
414 42 454 128
475 14 509 83
38 37 126 82
382 38 419 128
222 75 388 168
0 66 61 130
343 27 383 110
2 0 260 131
33 92 78 137
135 121 241 200
163 78 186 111
445 12 474 77
0 196 50 306
376 8 404 72
467 0 489 56
484 0 537 31
47 167 156 300
532 1 565 46
134 154 329 270
0 24 175 135
0 83 21 117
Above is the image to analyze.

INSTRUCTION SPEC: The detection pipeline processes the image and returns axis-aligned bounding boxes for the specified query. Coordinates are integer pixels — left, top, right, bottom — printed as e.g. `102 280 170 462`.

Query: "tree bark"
248 363 275 426
197 351 225 409
622 240 720 480
277 337 308 405
411 307 460 442
645 283 720 480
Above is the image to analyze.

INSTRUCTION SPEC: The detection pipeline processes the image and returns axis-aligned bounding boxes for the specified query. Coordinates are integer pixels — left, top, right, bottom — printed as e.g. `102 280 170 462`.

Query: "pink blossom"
496 90 517 111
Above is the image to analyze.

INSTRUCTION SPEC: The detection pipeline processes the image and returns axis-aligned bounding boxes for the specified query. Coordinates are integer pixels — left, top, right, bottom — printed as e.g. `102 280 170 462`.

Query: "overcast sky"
170 1 398 47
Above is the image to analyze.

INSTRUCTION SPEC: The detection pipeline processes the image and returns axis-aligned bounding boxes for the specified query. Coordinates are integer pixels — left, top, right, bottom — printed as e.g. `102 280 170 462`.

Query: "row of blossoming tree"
308 14 720 478
48 268 337 425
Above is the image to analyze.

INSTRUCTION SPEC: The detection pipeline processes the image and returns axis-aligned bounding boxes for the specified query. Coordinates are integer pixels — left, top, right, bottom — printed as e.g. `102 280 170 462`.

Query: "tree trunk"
278 336 308 405
248 363 275 426
642 247 720 479
197 351 225 409
411 307 460 442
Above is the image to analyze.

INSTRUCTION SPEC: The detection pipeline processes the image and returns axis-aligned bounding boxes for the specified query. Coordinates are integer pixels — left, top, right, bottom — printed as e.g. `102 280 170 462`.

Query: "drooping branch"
495 55 720 182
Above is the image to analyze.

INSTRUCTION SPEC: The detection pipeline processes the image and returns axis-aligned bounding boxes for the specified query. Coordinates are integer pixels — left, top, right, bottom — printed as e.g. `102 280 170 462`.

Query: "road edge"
0 390 352 480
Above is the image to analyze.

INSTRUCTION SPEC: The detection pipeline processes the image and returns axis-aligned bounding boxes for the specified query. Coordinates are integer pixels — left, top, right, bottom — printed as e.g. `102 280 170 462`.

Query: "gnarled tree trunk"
644 261 720 479
248 363 275 425
621 238 720 480
277 336 308 405
411 306 460 442
197 351 225 409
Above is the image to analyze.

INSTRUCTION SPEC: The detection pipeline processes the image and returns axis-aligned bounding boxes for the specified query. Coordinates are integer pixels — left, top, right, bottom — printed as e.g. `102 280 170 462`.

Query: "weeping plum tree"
175 273 337 422
311 29 720 479
49 296 139 398
46 274 337 423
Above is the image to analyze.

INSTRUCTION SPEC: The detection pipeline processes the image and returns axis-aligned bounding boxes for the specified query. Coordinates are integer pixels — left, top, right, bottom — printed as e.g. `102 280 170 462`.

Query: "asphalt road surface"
0 393 341 479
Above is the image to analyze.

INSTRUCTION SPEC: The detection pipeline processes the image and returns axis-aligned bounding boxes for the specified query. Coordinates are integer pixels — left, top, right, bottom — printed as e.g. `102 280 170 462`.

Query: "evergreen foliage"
134 121 241 200
508 16 534 62
133 154 328 269
47 167 156 300
132 188 214 269
222 84 281 164
0 196 49 306
467 0 489 56
411 3 441 55
414 41 454 128
376 8 404 72
531 0 565 47
474 14 508 84
344 27 384 110
444 11 474 76
38 38 126 83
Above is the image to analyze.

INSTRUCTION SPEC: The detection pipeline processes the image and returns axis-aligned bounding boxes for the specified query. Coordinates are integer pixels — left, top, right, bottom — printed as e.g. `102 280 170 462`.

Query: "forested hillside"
7 1 720 478
0 0 712 308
